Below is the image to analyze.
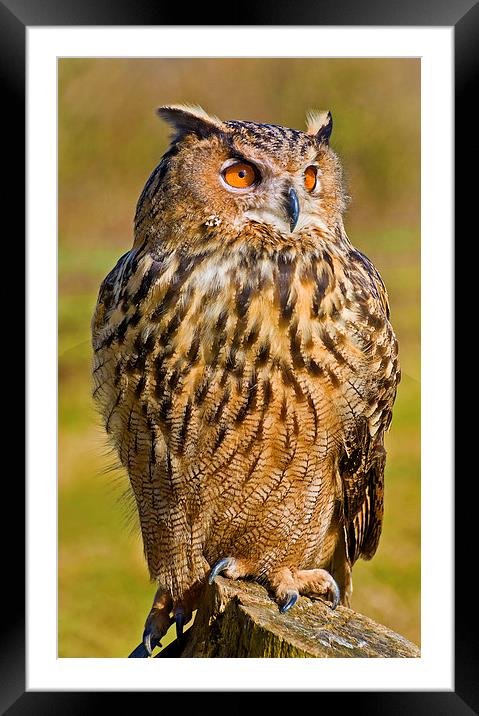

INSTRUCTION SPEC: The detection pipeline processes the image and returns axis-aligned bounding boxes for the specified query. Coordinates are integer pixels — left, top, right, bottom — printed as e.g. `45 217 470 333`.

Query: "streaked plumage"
91 105 399 652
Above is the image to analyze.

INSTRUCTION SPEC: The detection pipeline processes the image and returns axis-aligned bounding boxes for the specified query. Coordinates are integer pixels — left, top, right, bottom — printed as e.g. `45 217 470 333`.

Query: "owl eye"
304 166 318 192
221 160 259 190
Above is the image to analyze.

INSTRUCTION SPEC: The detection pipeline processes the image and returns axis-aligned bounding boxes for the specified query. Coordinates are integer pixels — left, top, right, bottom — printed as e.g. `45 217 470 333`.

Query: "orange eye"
223 161 258 189
304 166 317 192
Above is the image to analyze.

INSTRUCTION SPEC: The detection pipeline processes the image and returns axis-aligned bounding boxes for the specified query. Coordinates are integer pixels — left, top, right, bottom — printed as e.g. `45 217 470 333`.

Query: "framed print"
1 0 470 710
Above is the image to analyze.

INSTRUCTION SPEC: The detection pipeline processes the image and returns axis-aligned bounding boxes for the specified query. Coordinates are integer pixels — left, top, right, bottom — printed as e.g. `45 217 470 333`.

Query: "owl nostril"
285 187 300 232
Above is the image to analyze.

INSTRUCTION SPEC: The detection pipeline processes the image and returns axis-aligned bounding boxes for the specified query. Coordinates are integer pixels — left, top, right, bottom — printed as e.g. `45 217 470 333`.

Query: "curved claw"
175 609 186 638
128 625 160 657
208 557 235 585
329 578 340 610
279 590 299 614
142 626 161 656
128 642 151 658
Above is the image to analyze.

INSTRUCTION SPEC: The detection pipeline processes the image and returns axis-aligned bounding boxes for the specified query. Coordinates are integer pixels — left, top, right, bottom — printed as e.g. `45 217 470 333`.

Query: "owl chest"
142 260 368 459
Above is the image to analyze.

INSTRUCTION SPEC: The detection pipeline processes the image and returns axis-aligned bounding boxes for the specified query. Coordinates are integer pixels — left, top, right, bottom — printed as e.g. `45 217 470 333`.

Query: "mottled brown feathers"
91 107 399 615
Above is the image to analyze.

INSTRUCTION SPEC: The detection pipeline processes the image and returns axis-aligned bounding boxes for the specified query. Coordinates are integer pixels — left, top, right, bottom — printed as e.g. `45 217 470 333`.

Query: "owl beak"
285 187 300 232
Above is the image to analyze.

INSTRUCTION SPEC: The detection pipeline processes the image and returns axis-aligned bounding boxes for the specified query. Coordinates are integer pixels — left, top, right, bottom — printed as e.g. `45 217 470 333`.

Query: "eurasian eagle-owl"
91 105 400 656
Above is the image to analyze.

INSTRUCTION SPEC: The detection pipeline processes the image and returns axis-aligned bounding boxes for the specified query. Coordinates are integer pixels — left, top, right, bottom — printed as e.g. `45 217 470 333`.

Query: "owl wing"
91 248 141 338
339 418 388 564
335 249 400 565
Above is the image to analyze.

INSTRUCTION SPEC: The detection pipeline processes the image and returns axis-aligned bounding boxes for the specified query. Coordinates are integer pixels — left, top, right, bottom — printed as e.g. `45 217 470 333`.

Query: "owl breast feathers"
91 105 400 643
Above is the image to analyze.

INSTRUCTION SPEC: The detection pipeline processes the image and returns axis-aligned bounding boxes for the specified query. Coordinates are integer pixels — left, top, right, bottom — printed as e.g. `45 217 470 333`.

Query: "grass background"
58 58 420 657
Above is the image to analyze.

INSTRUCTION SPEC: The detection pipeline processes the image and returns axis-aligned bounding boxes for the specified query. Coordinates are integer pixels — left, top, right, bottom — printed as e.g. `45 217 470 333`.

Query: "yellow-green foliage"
58 58 420 657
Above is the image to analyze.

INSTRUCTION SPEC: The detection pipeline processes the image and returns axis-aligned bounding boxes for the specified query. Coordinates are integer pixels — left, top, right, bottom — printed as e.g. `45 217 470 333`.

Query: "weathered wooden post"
156 576 420 658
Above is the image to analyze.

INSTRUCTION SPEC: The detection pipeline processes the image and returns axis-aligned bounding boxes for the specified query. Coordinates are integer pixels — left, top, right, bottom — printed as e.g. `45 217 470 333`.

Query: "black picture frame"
2 0 468 712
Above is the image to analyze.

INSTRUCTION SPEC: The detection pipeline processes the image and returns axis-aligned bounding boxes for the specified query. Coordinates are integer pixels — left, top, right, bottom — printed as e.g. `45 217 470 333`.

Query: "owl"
91 105 400 656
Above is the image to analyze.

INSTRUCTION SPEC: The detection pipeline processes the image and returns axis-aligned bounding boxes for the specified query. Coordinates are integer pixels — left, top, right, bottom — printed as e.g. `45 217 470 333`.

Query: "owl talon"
128 641 151 658
208 557 236 584
144 628 158 655
329 579 340 610
279 590 299 613
269 566 342 614
128 627 161 658
175 608 186 638
295 568 341 609
130 591 174 658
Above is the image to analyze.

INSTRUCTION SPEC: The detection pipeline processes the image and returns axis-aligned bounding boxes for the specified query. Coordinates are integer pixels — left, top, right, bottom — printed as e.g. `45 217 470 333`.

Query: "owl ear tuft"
157 104 223 141
306 110 333 145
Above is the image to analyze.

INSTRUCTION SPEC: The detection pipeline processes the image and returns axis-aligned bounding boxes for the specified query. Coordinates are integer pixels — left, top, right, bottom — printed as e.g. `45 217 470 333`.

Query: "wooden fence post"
156 576 420 658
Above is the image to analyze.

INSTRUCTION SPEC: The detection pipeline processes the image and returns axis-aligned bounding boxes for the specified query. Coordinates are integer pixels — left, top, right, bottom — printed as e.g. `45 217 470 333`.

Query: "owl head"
134 105 346 251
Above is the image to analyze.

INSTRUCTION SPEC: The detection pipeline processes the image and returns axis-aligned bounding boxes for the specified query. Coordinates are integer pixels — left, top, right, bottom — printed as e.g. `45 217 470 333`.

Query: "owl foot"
295 567 341 609
208 556 251 584
269 567 340 614
128 588 173 658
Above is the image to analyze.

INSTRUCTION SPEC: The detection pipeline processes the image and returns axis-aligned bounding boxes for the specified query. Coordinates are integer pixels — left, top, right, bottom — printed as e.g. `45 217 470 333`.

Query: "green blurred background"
58 58 420 657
